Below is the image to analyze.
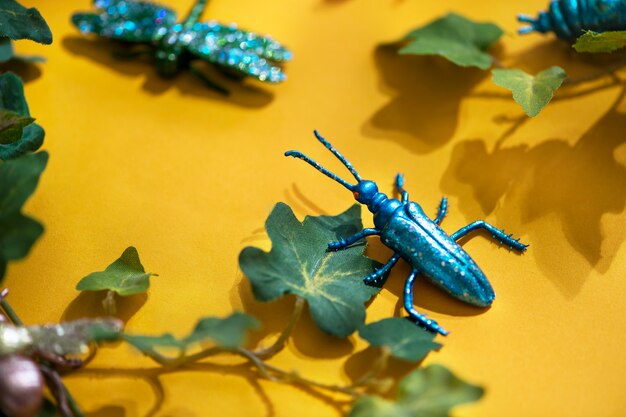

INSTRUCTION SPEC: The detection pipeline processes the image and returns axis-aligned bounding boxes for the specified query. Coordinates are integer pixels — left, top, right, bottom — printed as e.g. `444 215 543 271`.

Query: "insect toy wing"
184 22 293 83
72 0 177 42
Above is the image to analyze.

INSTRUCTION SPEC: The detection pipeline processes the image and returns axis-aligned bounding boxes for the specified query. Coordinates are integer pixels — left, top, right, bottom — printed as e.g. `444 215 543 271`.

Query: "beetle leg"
404 269 448 336
433 197 448 225
450 220 528 252
363 253 401 287
327 228 379 251
394 173 409 203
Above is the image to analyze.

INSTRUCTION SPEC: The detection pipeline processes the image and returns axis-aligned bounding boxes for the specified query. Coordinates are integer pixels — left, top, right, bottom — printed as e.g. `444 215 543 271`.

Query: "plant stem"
254 296 305 358
0 297 23 326
64 387 85 417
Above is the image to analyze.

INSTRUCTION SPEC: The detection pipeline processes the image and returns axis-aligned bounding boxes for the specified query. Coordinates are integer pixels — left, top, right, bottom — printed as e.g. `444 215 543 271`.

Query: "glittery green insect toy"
72 0 292 92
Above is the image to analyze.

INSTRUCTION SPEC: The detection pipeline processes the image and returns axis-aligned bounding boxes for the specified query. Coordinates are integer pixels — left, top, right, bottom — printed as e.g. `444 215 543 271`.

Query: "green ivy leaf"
0 38 14 63
492 66 566 117
239 203 379 337
0 110 34 145
0 151 47 282
76 247 156 297
124 312 260 354
0 0 52 44
399 13 503 69
0 73 44 160
348 365 484 417
359 318 441 362
573 30 626 53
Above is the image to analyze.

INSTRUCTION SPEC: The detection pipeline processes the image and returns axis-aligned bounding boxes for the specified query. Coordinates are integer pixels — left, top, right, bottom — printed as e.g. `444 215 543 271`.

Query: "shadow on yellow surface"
362 43 487 153
62 36 275 107
62 291 148 324
442 87 626 297
0 59 42 83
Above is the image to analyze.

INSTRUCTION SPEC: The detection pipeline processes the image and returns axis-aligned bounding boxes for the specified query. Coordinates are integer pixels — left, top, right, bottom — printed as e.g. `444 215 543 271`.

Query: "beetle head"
352 181 378 204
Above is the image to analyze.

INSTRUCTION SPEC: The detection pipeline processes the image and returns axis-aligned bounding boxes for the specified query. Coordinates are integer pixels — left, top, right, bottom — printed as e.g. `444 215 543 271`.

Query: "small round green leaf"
573 30 626 53
239 203 379 337
76 247 156 297
348 364 484 417
492 66 566 117
359 318 441 362
399 13 503 70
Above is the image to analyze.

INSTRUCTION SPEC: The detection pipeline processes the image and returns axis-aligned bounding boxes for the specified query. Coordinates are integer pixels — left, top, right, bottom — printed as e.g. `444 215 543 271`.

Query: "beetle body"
380 203 495 308
286 132 527 335
518 0 626 40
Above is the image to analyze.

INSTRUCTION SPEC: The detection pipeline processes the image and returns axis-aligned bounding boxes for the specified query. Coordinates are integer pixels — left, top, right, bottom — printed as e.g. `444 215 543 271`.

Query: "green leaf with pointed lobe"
0 73 44 160
0 0 52 44
492 66 566 117
359 318 441 362
238 203 379 337
399 13 503 69
573 30 626 53
76 247 156 296
124 312 259 354
348 365 484 417
0 151 47 282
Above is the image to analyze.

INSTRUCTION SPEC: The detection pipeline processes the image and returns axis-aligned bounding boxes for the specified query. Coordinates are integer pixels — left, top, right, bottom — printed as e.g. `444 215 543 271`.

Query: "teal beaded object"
72 0 292 87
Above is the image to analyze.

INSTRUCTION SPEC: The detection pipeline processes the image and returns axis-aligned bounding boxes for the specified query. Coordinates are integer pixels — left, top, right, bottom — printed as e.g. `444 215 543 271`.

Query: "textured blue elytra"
519 0 626 40
72 0 292 84
286 131 528 336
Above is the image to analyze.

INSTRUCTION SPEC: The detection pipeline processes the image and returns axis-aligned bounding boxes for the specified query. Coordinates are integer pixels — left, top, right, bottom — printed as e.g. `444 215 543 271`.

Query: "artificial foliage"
0 73 45 160
491 67 567 117
0 151 47 282
239 203 380 337
347 365 484 417
400 13 503 70
0 0 51 66
397 12 626 117
573 30 626 52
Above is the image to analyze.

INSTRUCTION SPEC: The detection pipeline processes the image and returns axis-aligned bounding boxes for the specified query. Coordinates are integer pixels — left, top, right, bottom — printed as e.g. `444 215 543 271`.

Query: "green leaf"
0 38 14 63
573 30 626 53
0 110 34 145
399 13 503 69
76 247 156 297
124 312 259 354
0 0 52 44
0 73 44 160
239 203 379 337
492 66 566 117
359 318 441 362
348 365 484 417
0 151 47 282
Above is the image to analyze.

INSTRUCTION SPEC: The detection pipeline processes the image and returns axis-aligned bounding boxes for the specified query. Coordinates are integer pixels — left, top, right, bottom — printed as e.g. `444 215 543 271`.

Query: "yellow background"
6 0 626 416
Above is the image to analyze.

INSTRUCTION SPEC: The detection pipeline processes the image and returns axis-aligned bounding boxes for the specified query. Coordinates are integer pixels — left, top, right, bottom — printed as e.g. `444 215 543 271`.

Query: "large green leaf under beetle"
239 203 379 337
0 0 52 44
0 73 45 160
0 151 47 282
492 67 566 117
124 312 260 355
359 318 441 362
399 13 503 70
348 365 484 417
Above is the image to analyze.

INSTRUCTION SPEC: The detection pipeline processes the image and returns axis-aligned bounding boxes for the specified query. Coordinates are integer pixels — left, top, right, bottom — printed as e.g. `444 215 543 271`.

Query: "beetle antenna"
313 130 363 182
284 151 355 191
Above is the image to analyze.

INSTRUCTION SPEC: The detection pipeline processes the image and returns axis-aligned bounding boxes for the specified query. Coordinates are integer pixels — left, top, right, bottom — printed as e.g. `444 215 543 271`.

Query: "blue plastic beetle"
285 131 528 336
518 0 626 40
